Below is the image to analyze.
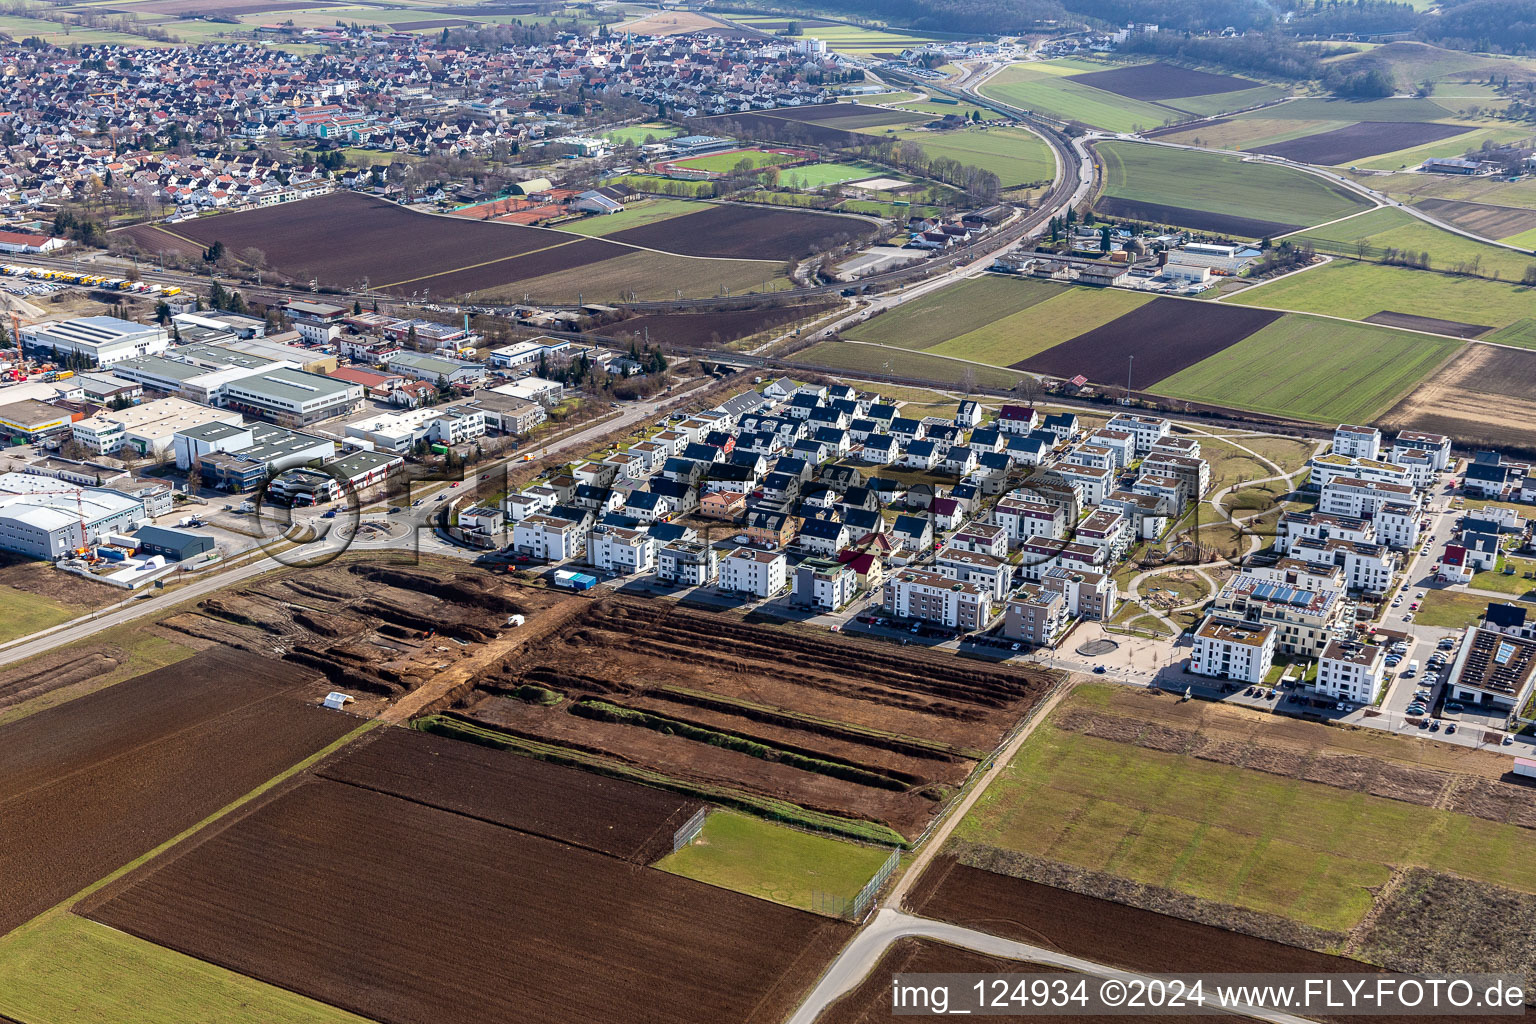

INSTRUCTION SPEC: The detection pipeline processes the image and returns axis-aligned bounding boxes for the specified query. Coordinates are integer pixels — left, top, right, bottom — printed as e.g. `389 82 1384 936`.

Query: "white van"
1404 660 1419 677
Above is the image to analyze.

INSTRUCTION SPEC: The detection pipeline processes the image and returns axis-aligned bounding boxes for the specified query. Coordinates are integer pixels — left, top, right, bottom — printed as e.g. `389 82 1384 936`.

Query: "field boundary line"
1273 205 1380 240
376 236 588 289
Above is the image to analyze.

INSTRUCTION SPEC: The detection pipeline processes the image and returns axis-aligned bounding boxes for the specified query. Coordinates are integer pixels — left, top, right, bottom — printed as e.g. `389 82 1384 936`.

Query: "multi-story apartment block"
1190 617 1276 684
1210 571 1345 658
1316 639 1386 704
1332 424 1382 461
882 567 994 630
991 496 1066 545
656 541 718 586
720 547 787 597
587 525 655 575
1003 584 1068 646
511 514 582 561
1041 566 1118 620
1105 413 1169 455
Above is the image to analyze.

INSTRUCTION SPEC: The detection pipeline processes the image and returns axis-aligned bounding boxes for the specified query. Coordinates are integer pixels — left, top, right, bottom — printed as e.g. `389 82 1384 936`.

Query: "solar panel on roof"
1497 641 1516 666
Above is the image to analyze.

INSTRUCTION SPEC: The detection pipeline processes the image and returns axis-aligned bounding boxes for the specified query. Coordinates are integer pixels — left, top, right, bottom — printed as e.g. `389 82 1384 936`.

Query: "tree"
1099 225 1112 254
239 247 266 273
153 300 171 324
203 239 226 265
353 300 363 315
186 463 203 495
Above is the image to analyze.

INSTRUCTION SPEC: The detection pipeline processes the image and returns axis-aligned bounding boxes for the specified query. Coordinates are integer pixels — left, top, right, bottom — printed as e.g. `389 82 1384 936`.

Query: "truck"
1404 660 1419 677
553 569 597 591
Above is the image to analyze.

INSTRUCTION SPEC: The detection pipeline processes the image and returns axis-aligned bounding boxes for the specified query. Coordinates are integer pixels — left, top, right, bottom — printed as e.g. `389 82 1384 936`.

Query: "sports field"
1230 260 1536 331
657 811 894 914
844 276 1061 351
780 162 892 189
1096 142 1371 234
0 915 371 1024
602 122 680 146
954 703 1536 934
1288 206 1536 283
1153 314 1463 423
872 126 1055 185
928 287 1153 366
981 65 1179 134
557 198 701 236
672 149 803 173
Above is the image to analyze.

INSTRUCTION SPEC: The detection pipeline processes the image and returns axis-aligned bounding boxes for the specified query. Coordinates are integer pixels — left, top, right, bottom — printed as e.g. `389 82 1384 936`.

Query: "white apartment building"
793 559 856 611
882 567 994 630
657 541 718 586
1105 413 1169 455
587 525 655 575
1392 430 1452 472
1319 478 1422 549
1308 454 1413 492
1332 424 1382 461
1316 639 1386 704
991 496 1066 545
1288 536 1397 594
720 547 787 597
1190 617 1275 684
511 514 582 561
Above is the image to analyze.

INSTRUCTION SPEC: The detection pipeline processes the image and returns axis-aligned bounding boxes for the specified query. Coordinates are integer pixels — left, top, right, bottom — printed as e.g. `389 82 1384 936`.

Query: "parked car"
1430 720 1441 732
1446 723 1457 735
1445 701 1467 712
1093 665 1106 674
1418 719 1430 730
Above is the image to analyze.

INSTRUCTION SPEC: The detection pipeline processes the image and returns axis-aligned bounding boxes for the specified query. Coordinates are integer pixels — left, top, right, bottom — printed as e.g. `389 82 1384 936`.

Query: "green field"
1097 141 1372 229
1416 589 1526 628
1355 125 1533 173
1484 319 1536 350
780 161 890 189
1471 556 1536 598
557 197 701 236
1288 206 1536 283
981 65 1181 133
1163 84 1290 118
1240 97 1457 121
954 704 1536 934
602 122 680 146
893 95 992 120
0 916 370 1024
928 286 1152 366
657 811 894 914
0 585 86 646
672 149 801 173
796 341 1025 389
610 173 714 197
870 126 1056 186
720 15 947 55
844 275 1059 350
1154 314 1463 422
1229 259 1536 331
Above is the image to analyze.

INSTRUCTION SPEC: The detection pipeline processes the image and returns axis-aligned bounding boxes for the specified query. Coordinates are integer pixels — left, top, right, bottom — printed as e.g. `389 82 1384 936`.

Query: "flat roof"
223 367 360 405
25 316 162 345
1197 618 1273 647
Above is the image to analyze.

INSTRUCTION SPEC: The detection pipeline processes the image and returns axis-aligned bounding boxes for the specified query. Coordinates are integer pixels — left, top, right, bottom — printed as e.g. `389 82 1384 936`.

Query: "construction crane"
6 310 26 382
24 486 96 559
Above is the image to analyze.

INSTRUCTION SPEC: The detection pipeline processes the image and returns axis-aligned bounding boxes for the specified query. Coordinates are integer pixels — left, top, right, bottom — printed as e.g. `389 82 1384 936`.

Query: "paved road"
787 909 1315 1024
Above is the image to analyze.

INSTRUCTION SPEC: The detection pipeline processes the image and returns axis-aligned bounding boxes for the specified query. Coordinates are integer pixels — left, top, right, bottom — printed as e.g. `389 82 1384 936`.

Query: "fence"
671 806 708 854
812 847 901 922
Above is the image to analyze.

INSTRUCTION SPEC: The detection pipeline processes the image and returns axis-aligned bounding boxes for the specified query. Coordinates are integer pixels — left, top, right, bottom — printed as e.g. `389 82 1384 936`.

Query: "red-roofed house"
997 404 1037 435
0 230 66 254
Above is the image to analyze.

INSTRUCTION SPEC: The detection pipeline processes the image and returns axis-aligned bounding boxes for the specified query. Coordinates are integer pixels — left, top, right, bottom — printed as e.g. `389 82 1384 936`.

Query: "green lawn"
1289 206 1536 283
954 712 1536 934
980 65 1181 133
0 585 86 646
0 916 370 1024
656 810 894 914
845 275 1064 350
1096 141 1371 229
796 341 1026 389
610 174 714 197
1229 259 1536 331
1154 314 1462 422
779 161 889 189
1484 319 1536 350
672 149 801 173
864 126 1056 186
1417 589 1523 627
557 197 702 236
1470 556 1536 598
928 286 1152 366
602 122 681 146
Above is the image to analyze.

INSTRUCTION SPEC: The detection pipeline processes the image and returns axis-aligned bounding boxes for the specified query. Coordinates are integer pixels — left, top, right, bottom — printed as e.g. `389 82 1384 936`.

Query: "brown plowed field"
692 112 868 148
1069 62 1254 100
318 726 702 862
114 0 334 12
159 191 589 291
1416 198 1536 240
159 561 572 708
910 859 1483 1024
451 598 1053 839
1257 121 1471 166
822 938 1208 1024
604 301 836 347
0 647 352 934
607 204 876 260
1090 196 1299 238
389 17 470 29
1364 310 1491 338
110 223 204 261
1015 297 1281 385
766 102 922 125
379 236 628 297
1381 343 1536 451
84 778 851 1024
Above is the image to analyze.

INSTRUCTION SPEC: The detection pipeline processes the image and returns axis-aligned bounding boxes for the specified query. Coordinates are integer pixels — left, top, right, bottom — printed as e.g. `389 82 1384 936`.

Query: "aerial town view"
5 0 1536 1019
